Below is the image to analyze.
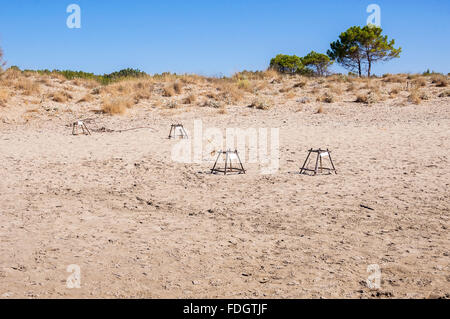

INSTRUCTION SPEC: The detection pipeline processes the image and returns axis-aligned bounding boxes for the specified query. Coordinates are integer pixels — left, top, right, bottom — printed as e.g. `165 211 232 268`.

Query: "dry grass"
101 96 133 115
355 89 380 104
49 91 72 103
15 79 41 96
163 85 175 97
1 68 21 81
218 105 227 114
203 99 222 109
70 78 98 88
255 81 269 91
49 72 66 82
407 74 421 80
329 85 343 95
236 79 254 93
183 94 197 105
262 69 280 80
217 82 244 102
413 78 427 87
408 89 423 104
382 74 406 83
81 79 99 89
3 70 448 119
100 79 153 102
133 83 153 101
346 83 357 92
293 80 307 88
173 81 183 94
431 74 448 87
249 98 273 110
37 76 51 86
77 93 94 103
389 86 401 97
166 100 178 109
310 87 320 95
438 90 450 98
286 91 296 99
316 105 325 114
0 88 9 106
355 93 368 104
279 86 292 93
317 92 334 103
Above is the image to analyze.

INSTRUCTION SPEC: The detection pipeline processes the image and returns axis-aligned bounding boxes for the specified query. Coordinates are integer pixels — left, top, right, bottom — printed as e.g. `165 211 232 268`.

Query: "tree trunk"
358 61 362 77
367 59 371 77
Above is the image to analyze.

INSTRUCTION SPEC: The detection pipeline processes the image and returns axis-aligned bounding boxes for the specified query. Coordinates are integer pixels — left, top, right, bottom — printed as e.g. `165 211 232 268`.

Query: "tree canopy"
269 54 305 74
327 25 401 77
302 51 333 76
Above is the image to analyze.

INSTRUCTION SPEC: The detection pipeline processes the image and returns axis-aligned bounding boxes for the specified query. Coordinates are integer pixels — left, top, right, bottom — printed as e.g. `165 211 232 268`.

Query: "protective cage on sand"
168 124 188 139
210 150 246 175
72 120 91 136
299 148 337 176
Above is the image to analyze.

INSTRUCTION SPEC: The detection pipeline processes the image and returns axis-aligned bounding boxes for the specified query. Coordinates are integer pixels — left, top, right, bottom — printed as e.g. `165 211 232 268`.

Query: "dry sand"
0 73 449 298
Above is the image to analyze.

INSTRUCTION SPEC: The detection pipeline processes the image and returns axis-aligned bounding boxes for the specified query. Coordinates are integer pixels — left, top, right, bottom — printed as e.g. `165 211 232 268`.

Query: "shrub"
163 85 175 97
279 86 292 93
382 75 405 83
346 83 356 92
236 79 253 92
249 98 272 110
19 68 147 85
102 97 133 114
317 92 334 103
293 80 307 88
101 68 147 84
413 78 427 87
408 90 422 104
15 79 40 95
203 99 222 108
218 82 244 102
355 94 368 103
438 90 450 98
49 91 72 102
0 88 9 106
316 105 325 114
431 74 447 87
183 94 196 104
302 51 333 76
77 93 93 103
389 86 401 97
173 81 183 94
355 91 379 104
218 105 227 114
166 100 178 109
269 54 306 74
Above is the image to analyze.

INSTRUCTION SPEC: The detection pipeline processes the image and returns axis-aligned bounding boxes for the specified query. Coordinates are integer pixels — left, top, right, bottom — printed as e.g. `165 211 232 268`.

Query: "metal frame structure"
168 124 188 139
210 150 246 175
72 120 91 135
299 148 337 176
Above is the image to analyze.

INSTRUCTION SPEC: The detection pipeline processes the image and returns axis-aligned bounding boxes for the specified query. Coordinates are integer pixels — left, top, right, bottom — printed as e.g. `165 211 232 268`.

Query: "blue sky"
0 0 449 76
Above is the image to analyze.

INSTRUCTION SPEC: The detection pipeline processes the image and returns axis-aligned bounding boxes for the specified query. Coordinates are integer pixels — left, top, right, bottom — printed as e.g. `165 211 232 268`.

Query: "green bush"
302 51 333 76
269 54 306 74
16 67 148 85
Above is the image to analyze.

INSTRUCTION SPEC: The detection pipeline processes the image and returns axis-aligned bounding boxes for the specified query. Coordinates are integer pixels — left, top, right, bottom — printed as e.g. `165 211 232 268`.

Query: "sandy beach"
0 72 449 298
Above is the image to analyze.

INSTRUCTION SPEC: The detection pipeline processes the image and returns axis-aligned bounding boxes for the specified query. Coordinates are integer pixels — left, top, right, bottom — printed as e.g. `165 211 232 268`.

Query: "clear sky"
0 0 449 76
